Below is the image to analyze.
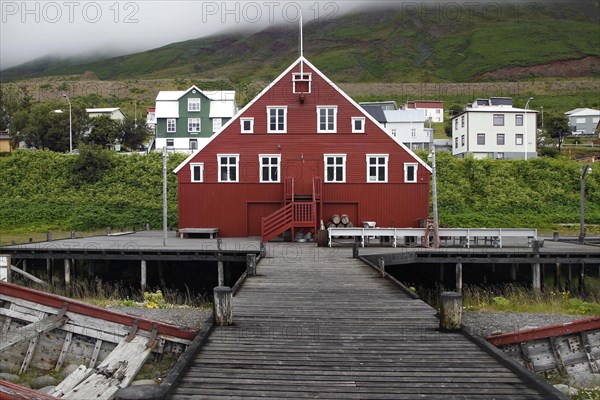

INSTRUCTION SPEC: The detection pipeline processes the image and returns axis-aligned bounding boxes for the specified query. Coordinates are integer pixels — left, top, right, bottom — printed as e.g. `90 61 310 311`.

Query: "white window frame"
515 114 524 126
352 117 365 133
292 72 312 94
259 154 281 183
212 118 222 133
516 134 524 145
493 114 505 126
190 162 204 182
317 106 337 133
188 98 200 112
166 138 174 149
241 118 254 134
167 119 176 133
218 154 240 183
188 118 201 133
404 163 418 183
324 154 346 183
267 106 287 133
366 154 389 183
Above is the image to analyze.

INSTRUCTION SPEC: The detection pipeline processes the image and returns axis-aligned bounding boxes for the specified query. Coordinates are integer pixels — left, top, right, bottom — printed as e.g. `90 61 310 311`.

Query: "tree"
86 115 120 147
118 117 152 150
546 114 571 153
70 143 113 184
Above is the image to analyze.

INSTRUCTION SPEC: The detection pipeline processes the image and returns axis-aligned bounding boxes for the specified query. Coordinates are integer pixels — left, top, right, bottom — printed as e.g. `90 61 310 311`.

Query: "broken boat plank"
1 314 68 351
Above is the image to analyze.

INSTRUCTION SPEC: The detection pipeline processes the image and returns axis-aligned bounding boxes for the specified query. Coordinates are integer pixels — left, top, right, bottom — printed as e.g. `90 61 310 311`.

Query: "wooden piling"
22 259 27 273
579 264 585 294
352 241 359 258
47 231 53 242
213 286 233 326
440 292 462 332
217 261 224 286
141 260 147 292
554 263 561 290
532 261 541 291
64 259 71 296
260 242 266 258
378 257 385 278
246 254 256 277
455 263 463 292
5 255 11 283
46 259 52 284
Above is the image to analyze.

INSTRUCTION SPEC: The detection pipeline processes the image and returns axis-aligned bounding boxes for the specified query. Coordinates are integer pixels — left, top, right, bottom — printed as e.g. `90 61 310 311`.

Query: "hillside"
2 1 599 83
0 151 598 238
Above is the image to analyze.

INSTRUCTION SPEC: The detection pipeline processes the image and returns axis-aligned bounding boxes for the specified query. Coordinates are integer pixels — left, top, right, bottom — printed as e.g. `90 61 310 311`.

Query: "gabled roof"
174 57 431 174
406 100 444 109
566 108 600 117
156 86 235 102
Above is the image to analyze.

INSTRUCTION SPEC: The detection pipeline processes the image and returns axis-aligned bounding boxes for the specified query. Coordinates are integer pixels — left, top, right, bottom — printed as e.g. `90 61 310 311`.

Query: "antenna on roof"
299 12 304 75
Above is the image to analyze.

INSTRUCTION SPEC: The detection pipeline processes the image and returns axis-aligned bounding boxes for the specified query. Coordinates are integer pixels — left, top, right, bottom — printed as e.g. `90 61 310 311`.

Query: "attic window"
293 73 312 94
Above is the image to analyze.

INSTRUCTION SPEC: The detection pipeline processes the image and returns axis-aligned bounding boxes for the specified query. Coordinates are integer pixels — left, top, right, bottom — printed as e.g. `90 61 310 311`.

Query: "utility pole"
579 164 591 244
163 147 168 246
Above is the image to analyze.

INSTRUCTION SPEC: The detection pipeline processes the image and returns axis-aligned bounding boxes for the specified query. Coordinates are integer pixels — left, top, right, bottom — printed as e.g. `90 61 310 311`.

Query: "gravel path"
462 311 582 338
108 306 212 329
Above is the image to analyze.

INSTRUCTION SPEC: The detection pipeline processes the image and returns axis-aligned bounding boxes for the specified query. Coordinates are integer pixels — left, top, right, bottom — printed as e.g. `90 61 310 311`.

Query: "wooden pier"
170 244 565 399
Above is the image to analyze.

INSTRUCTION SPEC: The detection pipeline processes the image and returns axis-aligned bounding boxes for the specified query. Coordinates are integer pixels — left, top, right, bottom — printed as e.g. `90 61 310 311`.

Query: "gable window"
477 133 485 145
189 139 198 150
188 118 200 133
190 163 203 182
218 154 239 182
515 114 523 126
188 98 200 112
212 118 222 133
292 72 312 94
324 154 346 183
167 119 176 133
367 154 388 183
493 114 505 126
404 163 418 183
166 139 174 149
516 133 524 145
352 117 365 133
497 133 505 145
241 118 254 134
259 154 280 183
267 107 287 133
317 106 337 133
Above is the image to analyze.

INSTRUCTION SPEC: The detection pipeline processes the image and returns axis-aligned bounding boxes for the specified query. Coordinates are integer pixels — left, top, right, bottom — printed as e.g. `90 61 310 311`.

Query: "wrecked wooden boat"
0 281 199 399
487 317 600 381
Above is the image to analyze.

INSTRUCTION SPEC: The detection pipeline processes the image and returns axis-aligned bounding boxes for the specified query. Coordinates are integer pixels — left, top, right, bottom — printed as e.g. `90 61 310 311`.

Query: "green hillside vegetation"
2 1 598 83
0 151 598 239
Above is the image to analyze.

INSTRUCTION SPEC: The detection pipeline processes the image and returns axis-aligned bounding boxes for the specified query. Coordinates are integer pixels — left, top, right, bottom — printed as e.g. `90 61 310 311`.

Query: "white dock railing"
327 227 537 248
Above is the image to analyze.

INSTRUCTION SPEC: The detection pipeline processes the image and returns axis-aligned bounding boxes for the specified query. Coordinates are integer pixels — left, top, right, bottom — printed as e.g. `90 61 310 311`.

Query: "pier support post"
64 259 71 296
440 292 462 332
455 263 463 292
22 259 27 273
4 255 11 283
352 241 359 258
47 231 53 242
260 242 266 258
378 257 385 278
579 264 585 295
553 232 559 242
213 286 233 326
554 263 561 290
141 260 147 292
532 260 541 292
46 259 52 284
246 254 256 277
217 261 224 286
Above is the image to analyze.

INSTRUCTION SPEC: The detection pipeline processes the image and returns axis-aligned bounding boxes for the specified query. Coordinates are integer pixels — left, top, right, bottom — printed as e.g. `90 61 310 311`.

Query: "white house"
86 108 126 122
565 108 600 135
404 100 444 123
452 98 537 160
383 109 433 151
154 86 236 152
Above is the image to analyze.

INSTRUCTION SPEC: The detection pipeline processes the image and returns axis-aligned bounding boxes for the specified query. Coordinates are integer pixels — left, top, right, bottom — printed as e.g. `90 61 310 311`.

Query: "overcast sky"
0 0 375 70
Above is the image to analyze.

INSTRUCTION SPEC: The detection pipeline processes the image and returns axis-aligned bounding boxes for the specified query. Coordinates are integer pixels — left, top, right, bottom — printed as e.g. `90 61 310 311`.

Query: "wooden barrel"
340 214 349 225
345 221 354 228
331 214 341 225
327 222 336 229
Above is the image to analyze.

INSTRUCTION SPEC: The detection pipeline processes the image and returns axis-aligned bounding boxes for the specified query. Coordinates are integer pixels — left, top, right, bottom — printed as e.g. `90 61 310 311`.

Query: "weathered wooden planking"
170 244 564 399
49 365 93 398
0 315 67 351
62 335 154 400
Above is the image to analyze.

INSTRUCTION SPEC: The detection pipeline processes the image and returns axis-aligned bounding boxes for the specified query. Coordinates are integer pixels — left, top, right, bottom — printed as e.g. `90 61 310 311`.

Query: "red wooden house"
174 57 431 241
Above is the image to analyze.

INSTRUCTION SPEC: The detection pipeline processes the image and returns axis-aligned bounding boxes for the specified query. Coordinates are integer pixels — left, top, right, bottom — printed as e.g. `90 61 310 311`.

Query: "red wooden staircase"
261 177 322 242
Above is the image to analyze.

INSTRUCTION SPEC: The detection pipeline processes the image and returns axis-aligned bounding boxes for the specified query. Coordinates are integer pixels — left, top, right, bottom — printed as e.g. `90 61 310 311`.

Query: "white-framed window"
212 118 222 133
324 154 346 183
267 107 287 133
515 114 523 126
190 162 203 182
218 154 239 183
454 119 458 129
317 106 337 133
366 154 388 183
188 118 200 133
404 163 418 183
477 133 485 145
436 109 441 114
497 133 505 145
188 98 200 112
166 138 174 149
352 117 365 133
461 135 465 146
516 134 524 145
292 72 312 94
167 119 176 133
241 118 254 134
259 154 281 183
493 114 505 126
189 139 198 150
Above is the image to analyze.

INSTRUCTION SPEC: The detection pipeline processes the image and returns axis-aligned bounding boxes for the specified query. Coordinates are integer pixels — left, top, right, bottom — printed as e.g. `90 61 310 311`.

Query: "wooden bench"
178 228 219 239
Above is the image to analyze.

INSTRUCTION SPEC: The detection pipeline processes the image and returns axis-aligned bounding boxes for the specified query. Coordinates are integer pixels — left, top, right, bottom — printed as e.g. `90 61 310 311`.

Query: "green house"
154 85 236 152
